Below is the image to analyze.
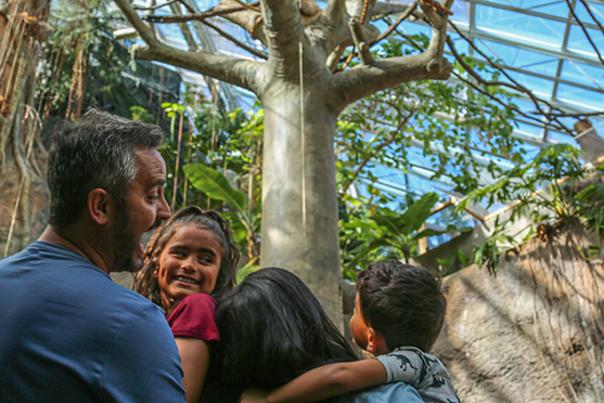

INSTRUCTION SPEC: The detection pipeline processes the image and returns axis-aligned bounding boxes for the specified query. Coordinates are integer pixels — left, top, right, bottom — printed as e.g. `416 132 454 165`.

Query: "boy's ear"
87 188 113 225
367 327 388 355
366 327 378 354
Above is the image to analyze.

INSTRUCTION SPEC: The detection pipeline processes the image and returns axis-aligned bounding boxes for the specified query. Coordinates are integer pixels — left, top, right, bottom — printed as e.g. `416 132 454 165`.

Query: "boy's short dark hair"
357 261 446 352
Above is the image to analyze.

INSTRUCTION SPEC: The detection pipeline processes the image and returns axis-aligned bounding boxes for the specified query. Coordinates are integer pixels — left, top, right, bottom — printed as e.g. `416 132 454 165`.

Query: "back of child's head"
216 267 356 397
357 260 446 352
134 206 240 306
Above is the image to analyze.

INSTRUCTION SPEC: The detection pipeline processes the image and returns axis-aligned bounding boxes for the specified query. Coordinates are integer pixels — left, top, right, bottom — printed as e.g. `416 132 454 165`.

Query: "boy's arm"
266 359 387 403
376 349 423 385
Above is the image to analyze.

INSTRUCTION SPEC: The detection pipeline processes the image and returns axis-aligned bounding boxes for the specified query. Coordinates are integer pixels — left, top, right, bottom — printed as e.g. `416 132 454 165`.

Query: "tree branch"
261 0 315 78
543 110 604 118
326 0 347 24
384 23 568 134
348 17 374 64
135 0 180 12
114 0 159 45
144 5 247 23
564 0 604 64
333 0 452 109
369 2 416 19
341 111 414 193
114 0 265 93
169 2 198 51
578 0 604 34
446 36 556 113
214 0 267 45
451 68 569 133
333 54 452 109
369 3 417 47
202 19 267 59
350 0 376 19
447 20 573 133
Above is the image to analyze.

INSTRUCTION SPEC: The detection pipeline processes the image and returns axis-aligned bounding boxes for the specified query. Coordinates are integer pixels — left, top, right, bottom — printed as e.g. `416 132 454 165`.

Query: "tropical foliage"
10 1 598 281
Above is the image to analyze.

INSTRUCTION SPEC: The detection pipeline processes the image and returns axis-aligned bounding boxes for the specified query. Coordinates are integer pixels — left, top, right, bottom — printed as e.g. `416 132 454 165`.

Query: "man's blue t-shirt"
0 241 186 402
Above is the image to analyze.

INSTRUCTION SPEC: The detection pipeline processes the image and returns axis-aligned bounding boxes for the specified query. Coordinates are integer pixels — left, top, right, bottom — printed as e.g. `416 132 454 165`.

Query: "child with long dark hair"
134 206 240 403
248 261 460 403
216 267 423 403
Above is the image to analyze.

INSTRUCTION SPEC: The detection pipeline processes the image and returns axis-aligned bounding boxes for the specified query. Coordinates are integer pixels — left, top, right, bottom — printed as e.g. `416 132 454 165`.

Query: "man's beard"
112 205 139 272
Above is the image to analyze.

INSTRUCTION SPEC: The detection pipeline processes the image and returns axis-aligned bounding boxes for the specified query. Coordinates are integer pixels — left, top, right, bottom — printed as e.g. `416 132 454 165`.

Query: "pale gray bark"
114 0 454 321
214 0 268 45
261 81 342 316
114 0 267 92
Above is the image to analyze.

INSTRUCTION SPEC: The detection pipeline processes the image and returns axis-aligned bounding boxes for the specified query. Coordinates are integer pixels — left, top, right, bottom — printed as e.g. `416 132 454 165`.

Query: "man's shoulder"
0 241 160 320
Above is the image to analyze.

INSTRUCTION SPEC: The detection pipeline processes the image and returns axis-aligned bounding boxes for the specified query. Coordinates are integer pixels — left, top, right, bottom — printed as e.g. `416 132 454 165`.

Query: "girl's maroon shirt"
167 293 220 342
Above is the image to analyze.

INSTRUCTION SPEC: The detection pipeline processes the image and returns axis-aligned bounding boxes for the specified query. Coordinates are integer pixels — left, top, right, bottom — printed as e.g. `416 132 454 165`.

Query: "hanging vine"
0 0 51 256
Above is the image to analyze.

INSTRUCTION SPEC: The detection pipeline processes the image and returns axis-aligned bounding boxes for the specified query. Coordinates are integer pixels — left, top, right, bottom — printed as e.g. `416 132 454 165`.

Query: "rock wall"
433 223 604 402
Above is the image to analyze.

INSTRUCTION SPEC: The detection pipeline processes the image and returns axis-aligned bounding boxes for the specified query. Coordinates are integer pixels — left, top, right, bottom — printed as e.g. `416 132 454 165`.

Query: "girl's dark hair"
133 206 240 309
215 267 356 398
357 261 446 352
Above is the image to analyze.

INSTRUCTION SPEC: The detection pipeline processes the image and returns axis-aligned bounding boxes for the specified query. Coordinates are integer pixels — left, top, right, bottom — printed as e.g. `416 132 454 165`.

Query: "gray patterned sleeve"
376 349 424 385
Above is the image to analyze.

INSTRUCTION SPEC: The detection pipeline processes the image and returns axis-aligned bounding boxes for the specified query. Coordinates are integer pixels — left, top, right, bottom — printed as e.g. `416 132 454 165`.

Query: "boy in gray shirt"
249 261 460 403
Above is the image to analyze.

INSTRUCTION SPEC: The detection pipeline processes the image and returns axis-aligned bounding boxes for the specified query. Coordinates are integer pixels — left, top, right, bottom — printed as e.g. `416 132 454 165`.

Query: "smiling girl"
134 206 240 403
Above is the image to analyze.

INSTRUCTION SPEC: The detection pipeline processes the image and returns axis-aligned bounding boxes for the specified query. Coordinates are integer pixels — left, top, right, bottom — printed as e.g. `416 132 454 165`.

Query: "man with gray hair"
0 110 185 402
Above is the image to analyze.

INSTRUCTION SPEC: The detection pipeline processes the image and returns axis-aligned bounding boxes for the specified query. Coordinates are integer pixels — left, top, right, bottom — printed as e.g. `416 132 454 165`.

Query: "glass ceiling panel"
515 120 545 140
475 4 567 47
561 60 604 91
547 130 580 147
483 0 568 18
449 0 471 24
448 33 471 54
400 21 431 37
557 84 604 110
574 1 604 22
505 70 555 98
474 38 559 76
567 25 604 57
526 1 572 18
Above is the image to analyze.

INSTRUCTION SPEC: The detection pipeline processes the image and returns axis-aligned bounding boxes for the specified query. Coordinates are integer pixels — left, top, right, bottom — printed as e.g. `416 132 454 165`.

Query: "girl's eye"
172 250 186 258
199 256 213 264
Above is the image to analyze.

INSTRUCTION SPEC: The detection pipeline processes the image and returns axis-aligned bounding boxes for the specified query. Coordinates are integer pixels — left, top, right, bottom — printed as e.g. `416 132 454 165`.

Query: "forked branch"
113 0 265 93
333 0 453 109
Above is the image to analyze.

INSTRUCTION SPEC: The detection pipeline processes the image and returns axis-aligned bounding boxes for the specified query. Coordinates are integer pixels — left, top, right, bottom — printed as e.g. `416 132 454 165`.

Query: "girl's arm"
265 359 387 403
175 337 211 403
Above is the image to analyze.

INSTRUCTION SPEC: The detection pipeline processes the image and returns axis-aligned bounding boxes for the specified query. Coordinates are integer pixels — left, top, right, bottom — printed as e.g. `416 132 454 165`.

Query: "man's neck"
39 226 111 273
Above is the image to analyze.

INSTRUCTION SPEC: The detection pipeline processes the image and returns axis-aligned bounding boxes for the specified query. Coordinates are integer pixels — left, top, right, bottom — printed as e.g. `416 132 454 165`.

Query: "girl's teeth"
176 276 197 285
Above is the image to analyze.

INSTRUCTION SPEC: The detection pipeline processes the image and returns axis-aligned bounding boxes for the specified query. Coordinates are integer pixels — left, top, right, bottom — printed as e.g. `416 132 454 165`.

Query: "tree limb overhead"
333 0 453 109
113 0 265 93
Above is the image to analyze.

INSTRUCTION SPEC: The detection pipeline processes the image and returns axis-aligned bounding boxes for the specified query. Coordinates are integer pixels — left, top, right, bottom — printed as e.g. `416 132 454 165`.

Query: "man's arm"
100 305 186 402
261 359 387 403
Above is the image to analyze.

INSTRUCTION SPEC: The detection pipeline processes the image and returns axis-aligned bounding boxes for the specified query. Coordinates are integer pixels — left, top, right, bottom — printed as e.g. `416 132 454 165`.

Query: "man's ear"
87 188 113 225
367 327 388 355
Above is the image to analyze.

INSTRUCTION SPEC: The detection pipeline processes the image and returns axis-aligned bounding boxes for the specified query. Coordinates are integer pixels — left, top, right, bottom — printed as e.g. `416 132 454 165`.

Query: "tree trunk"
0 0 50 257
113 0 452 322
261 81 342 321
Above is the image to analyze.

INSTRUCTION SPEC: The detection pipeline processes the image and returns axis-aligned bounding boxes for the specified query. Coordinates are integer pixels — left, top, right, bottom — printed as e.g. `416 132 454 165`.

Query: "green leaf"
348 238 391 265
184 163 248 212
397 192 440 233
412 227 447 240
